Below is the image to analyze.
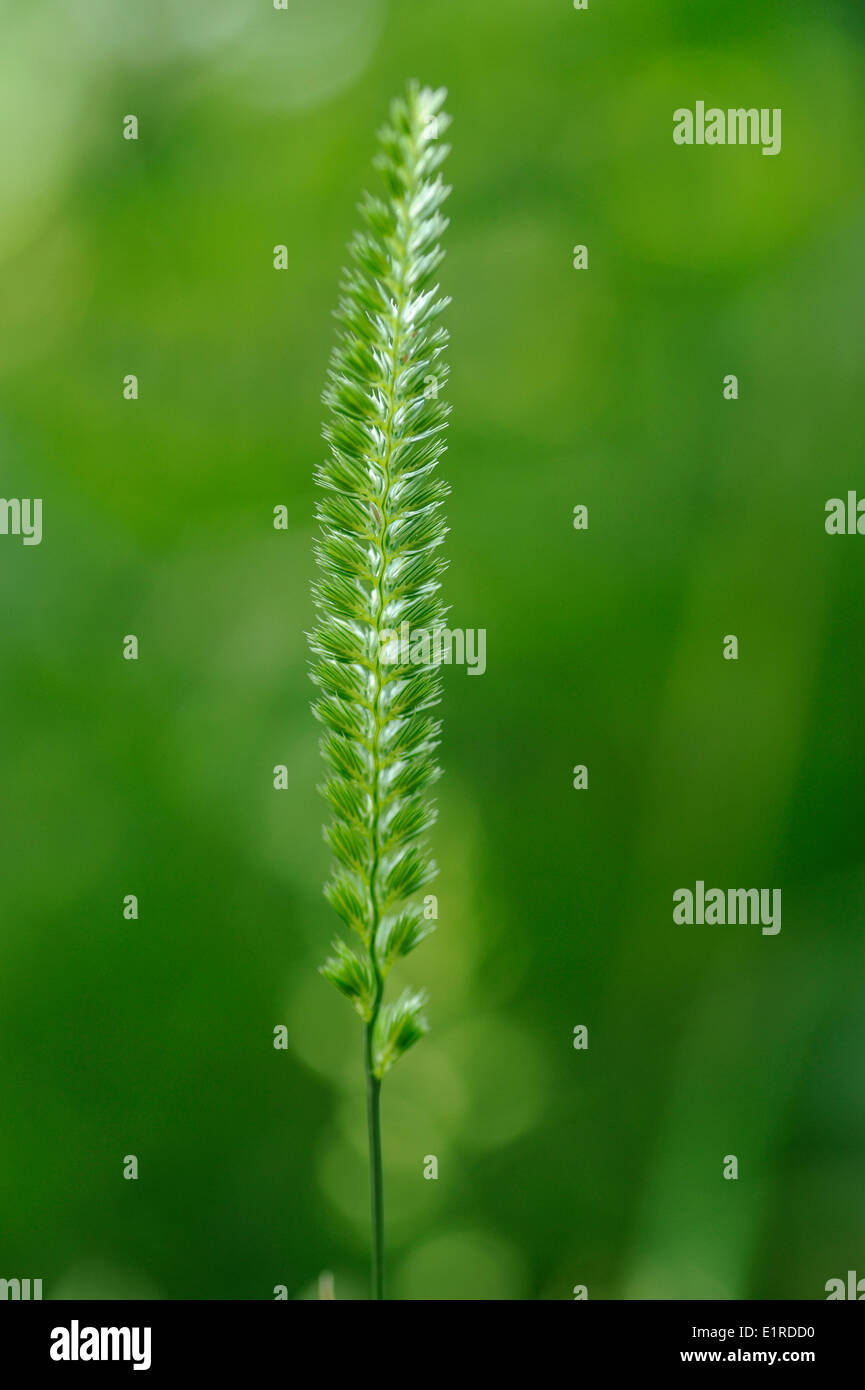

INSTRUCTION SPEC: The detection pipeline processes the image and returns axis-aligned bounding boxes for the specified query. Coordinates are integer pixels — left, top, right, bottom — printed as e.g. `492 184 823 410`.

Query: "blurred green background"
1 0 864 1300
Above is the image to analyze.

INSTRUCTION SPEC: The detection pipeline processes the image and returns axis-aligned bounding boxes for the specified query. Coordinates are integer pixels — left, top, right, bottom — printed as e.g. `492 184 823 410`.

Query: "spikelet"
310 82 451 1078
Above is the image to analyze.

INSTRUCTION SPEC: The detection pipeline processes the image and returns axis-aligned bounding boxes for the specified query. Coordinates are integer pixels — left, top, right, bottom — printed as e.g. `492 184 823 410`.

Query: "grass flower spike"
309 81 452 1300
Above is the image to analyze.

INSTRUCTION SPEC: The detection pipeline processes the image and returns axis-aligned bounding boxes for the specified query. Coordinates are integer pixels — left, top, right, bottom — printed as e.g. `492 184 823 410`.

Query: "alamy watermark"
380 621 487 676
825 1271 865 1299
0 1276 42 1299
50 1321 151 1371
673 881 782 935
0 497 42 545
673 103 782 156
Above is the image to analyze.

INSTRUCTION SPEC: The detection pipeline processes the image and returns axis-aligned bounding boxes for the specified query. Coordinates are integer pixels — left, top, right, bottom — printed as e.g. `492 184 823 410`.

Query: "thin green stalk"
363 1025 384 1299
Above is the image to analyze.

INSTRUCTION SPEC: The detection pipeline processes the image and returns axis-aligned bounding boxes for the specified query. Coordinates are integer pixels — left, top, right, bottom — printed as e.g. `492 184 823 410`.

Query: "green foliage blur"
1 0 864 1300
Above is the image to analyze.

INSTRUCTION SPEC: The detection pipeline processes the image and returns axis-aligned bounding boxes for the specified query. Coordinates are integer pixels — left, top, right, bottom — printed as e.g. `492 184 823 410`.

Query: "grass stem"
363 1024 385 1300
